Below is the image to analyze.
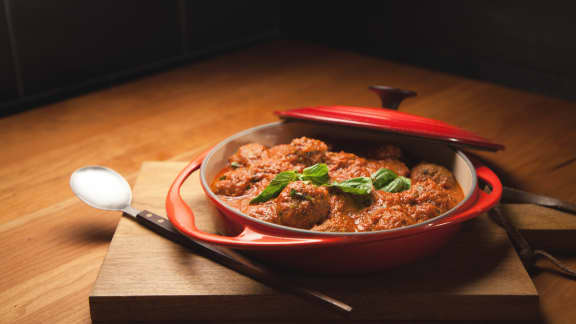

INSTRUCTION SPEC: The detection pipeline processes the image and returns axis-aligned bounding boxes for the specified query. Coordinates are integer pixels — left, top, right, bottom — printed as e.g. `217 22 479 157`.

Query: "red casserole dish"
167 106 503 273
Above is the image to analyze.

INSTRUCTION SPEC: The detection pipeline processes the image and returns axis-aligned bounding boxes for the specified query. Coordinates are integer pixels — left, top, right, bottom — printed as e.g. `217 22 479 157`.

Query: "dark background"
1 1 575 116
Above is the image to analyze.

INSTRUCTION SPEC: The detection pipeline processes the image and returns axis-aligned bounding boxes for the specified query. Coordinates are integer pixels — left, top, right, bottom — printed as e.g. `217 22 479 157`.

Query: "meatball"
311 193 360 232
352 190 413 231
289 137 328 165
411 162 458 189
275 181 330 229
311 215 356 232
212 168 252 196
325 151 361 169
372 144 403 160
264 137 328 168
248 159 295 183
325 151 370 182
229 143 267 167
366 159 410 177
411 179 460 211
266 144 302 166
371 208 417 231
245 202 278 224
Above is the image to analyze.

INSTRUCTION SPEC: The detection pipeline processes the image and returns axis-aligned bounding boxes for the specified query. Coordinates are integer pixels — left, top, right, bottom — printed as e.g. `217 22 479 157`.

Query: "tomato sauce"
211 137 464 232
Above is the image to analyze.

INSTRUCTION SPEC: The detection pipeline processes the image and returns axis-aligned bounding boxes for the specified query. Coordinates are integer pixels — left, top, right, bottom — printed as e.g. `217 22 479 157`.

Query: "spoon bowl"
70 166 132 211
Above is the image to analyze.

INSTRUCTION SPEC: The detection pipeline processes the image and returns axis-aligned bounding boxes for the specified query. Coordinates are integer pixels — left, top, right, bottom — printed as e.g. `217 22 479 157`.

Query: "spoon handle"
131 210 353 316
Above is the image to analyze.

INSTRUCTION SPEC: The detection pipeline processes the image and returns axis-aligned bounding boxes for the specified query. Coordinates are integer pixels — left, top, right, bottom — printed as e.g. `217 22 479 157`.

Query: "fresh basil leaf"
230 162 242 169
371 168 397 190
331 177 373 195
300 163 330 185
250 171 299 203
382 176 411 193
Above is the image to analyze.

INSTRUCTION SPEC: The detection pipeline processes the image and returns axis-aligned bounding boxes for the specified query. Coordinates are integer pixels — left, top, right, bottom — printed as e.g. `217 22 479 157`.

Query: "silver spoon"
70 166 188 250
69 165 351 315
70 166 141 217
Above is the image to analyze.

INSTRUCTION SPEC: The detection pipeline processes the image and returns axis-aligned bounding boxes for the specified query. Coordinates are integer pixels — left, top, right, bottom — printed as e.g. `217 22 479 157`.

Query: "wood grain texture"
91 162 538 322
0 40 575 323
502 204 576 251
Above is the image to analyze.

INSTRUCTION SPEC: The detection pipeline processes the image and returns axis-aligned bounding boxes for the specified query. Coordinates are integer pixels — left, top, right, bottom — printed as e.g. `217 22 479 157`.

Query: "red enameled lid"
275 106 505 151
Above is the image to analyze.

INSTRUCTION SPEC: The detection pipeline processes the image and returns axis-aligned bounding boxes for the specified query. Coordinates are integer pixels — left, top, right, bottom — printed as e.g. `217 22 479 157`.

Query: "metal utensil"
70 166 352 315
70 166 140 216
502 186 576 215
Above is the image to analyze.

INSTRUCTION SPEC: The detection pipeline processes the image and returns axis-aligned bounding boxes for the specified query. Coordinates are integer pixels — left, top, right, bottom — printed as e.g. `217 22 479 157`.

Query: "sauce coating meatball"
244 202 277 224
212 168 252 196
229 143 267 167
326 151 370 182
311 193 358 232
373 144 403 160
411 162 458 189
290 137 328 165
275 181 330 229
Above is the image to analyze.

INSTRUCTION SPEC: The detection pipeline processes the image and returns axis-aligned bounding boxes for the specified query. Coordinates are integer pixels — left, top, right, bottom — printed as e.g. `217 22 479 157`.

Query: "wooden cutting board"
500 204 576 251
90 162 542 322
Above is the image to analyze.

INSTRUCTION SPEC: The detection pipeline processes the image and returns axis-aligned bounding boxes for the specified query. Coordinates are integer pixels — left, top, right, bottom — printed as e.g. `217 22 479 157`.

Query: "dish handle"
428 161 502 229
166 151 350 250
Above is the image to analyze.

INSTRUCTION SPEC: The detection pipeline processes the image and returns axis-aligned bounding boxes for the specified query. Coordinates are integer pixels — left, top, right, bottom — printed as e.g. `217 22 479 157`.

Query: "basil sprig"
250 163 330 204
250 171 300 203
330 168 410 195
371 168 398 190
370 167 412 193
330 177 372 195
300 163 330 185
382 176 411 193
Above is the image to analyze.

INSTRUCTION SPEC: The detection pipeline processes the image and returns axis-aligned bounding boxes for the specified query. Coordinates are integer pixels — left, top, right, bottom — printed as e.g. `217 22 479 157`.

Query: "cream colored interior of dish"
204 122 475 197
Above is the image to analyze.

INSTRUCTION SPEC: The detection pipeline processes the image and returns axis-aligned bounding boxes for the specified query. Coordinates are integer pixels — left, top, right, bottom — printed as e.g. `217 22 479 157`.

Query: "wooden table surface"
1 40 575 323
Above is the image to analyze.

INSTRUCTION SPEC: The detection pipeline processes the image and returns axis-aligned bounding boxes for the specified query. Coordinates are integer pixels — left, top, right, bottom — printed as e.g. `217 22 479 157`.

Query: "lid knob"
368 85 417 110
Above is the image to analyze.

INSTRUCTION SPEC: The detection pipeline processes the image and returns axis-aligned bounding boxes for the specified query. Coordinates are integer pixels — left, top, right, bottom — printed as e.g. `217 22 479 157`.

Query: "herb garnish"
370 168 411 192
249 164 410 204
381 176 411 193
250 163 330 204
250 171 300 204
330 168 410 195
371 168 398 190
329 177 373 195
300 163 330 185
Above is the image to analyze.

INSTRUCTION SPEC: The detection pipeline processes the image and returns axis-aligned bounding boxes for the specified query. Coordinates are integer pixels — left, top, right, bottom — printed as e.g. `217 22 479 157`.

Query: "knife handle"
134 210 194 247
